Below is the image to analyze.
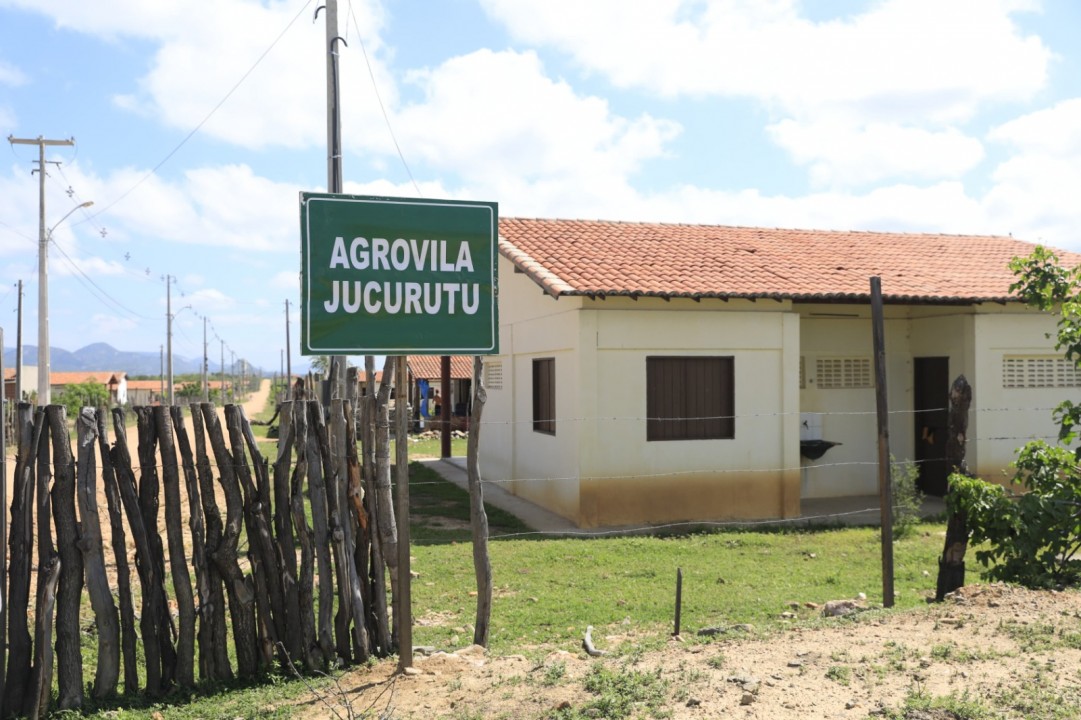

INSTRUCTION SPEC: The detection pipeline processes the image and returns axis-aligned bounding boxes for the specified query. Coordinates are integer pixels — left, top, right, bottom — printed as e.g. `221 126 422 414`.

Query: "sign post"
300 193 499 356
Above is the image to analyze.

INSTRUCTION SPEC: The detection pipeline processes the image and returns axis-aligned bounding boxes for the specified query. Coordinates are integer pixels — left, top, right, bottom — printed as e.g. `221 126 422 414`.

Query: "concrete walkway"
423 457 947 536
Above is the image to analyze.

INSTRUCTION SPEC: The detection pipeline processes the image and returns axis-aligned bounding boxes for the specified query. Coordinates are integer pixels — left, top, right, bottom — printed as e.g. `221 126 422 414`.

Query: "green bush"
950 442 1081 588
56 379 110 419
891 457 924 539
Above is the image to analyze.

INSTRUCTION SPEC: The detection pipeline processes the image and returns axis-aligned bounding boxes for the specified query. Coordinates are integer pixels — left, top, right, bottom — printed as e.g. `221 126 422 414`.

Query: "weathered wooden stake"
305 399 336 665
47 405 85 710
4 403 36 714
674 568 683 637
190 406 233 680
272 401 305 664
289 400 321 671
467 356 492 646
27 558 60 720
870 277 895 608
27 410 53 718
155 406 196 688
935 375 973 601
199 403 259 678
96 409 139 695
396 355 413 670
75 408 120 699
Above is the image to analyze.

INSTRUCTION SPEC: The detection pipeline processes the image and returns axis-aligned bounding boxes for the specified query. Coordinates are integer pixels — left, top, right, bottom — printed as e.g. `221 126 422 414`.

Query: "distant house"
407 356 473 423
50 371 128 406
480 217 1081 528
125 379 163 406
3 366 39 402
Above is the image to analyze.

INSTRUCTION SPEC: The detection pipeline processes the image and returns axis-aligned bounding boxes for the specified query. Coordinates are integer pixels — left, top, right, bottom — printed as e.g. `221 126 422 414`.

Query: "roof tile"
498 218 1080 303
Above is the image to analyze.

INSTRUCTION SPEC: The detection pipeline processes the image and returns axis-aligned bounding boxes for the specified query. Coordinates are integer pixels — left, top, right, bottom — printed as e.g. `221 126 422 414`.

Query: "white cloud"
395 49 680 192
988 98 1081 155
481 0 1050 121
270 271 298 291
0 59 26 86
3 0 396 154
768 120 985 188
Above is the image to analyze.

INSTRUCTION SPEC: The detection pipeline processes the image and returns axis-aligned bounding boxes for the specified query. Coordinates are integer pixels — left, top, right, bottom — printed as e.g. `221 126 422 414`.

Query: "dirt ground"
291 584 1081 719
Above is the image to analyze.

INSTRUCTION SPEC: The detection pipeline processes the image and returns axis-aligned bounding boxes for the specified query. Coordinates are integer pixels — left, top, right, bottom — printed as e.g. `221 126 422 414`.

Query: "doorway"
914 357 950 496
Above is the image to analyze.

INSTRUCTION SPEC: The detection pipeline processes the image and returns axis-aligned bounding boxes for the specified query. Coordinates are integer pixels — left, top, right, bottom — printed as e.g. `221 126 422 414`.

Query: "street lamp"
39 200 93 405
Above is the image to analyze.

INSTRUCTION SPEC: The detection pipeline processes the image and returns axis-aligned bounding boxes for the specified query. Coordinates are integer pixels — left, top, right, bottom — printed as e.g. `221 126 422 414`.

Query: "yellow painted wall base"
576 471 800 528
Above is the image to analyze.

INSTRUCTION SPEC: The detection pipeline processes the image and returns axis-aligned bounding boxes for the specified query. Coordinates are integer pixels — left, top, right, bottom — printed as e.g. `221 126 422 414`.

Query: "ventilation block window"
1003 355 1081 388
484 360 504 390
815 357 873 389
646 356 734 441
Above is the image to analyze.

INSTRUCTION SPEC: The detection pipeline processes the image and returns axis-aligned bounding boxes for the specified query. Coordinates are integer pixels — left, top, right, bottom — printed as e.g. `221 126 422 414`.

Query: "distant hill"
4 343 216 376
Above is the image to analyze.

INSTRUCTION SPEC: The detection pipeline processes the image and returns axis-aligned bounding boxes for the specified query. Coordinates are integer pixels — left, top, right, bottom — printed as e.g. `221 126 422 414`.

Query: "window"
532 358 555 434
815 357 873 389
484 360 504 390
1003 355 1081 388
646 356 734 441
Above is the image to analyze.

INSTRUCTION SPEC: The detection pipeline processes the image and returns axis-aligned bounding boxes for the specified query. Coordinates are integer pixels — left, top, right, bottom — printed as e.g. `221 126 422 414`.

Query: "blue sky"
2 0 1081 372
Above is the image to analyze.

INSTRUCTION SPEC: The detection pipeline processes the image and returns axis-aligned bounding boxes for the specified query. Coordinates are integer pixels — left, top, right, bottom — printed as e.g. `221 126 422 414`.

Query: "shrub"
950 442 1081 588
891 457 924 539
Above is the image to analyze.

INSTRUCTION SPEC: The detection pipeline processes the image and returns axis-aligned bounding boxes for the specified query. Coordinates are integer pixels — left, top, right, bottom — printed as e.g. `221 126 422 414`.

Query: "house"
407 355 473 427
480 217 1081 528
49 371 128 406
3 366 39 402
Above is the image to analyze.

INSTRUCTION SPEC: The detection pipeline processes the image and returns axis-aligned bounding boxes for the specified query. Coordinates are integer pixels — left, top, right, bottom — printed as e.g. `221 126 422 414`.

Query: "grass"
407 514 947 654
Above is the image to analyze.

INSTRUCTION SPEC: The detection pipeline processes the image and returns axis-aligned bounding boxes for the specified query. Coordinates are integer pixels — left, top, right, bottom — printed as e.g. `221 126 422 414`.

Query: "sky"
2 0 1081 373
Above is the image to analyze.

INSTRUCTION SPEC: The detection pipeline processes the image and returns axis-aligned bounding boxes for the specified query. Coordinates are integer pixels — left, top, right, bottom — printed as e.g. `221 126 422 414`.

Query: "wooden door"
914 357 950 496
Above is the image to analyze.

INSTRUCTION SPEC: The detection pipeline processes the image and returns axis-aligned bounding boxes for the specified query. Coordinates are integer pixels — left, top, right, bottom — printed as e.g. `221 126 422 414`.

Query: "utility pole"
285 299 293 400
323 0 347 400
166 275 174 405
8 135 75 405
15 280 23 401
160 345 164 399
202 317 209 402
230 350 236 403
220 340 225 404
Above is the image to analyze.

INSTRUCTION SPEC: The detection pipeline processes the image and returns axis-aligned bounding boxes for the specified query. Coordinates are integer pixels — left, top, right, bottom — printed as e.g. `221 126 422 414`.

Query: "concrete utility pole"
203 316 209 402
15 280 23 401
166 275 174 405
284 299 292 400
160 345 164 399
324 0 347 399
8 135 75 405
220 339 225 403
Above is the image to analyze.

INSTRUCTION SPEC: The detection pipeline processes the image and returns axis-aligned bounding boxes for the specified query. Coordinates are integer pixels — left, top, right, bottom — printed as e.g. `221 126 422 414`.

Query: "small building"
407 355 473 426
481 217 1081 528
3 366 39 402
49 370 128 406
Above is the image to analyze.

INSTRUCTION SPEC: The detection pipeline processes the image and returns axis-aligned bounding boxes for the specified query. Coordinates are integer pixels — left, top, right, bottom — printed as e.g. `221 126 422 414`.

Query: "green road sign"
300 193 499 355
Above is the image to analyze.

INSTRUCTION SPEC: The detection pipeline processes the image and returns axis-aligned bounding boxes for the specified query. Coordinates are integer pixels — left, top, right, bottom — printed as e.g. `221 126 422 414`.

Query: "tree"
56 380 110 418
950 246 1081 588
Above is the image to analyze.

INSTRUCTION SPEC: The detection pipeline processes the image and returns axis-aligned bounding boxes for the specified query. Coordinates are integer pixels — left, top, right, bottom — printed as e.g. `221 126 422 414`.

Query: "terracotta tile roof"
498 217 1081 303
126 379 162 391
49 371 125 386
407 355 473 380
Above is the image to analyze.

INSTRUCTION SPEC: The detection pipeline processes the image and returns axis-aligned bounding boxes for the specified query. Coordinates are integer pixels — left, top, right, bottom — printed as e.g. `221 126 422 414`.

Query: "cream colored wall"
972 309 1077 483
573 299 801 527
479 256 583 521
798 308 915 498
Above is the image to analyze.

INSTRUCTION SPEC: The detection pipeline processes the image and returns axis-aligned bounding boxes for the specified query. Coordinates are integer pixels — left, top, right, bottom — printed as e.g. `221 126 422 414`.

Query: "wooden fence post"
155 406 196 688
4 404 36 714
374 358 399 647
341 394 371 661
467 356 492 646
134 407 177 691
96 409 139 695
289 400 321 671
27 410 53 718
47 405 85 710
198 403 259 679
111 408 171 696
172 406 215 683
189 406 232 680
305 399 336 666
75 408 120 699
361 360 391 655
935 375 973 601
271 402 305 664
